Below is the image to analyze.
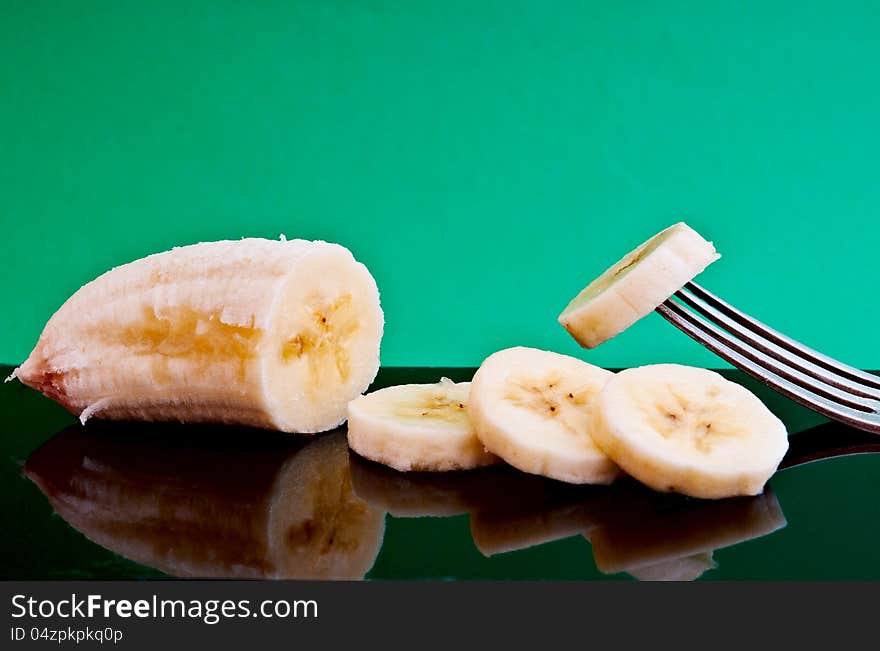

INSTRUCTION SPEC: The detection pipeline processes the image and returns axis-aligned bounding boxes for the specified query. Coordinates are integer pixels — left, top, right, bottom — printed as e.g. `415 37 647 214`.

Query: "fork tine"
684 281 880 391
660 300 877 411
675 287 880 400
655 302 880 433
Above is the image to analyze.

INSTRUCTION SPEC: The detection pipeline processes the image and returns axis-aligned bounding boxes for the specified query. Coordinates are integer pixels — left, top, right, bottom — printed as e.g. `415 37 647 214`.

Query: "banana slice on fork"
559 222 719 348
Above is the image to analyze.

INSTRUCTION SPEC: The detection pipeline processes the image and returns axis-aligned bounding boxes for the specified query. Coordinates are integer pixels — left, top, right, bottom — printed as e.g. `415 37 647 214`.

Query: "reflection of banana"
559 222 719 349
593 364 788 499
350 455 553 518
25 425 384 579
470 501 595 557
347 379 498 471
266 434 386 579
589 488 785 580
470 481 629 558
626 553 717 582
467 478 786 579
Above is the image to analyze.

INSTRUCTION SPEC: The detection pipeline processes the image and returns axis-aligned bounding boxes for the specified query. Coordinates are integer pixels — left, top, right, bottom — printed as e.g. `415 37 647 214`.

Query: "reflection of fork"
657 282 880 433
779 419 880 470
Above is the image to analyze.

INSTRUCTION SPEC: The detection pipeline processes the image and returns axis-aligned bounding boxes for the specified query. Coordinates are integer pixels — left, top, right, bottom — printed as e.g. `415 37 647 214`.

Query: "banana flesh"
14 238 384 433
469 347 618 484
593 364 789 499
347 378 498 471
559 222 719 348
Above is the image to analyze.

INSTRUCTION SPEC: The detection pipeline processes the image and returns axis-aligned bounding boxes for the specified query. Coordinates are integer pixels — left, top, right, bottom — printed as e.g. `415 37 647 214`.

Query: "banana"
347 378 498 471
469 347 619 484
13 238 384 433
25 425 385 579
558 222 719 348
592 364 789 499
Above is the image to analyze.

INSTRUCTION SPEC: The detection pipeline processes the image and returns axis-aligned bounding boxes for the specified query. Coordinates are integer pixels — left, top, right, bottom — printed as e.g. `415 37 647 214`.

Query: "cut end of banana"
558 222 720 349
592 364 789 499
263 242 384 433
469 347 619 485
347 378 498 472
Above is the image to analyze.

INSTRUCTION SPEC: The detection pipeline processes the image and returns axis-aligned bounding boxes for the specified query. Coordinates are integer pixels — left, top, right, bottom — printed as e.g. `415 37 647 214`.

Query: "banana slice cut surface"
469 347 618 485
593 364 789 499
559 222 719 348
347 378 498 471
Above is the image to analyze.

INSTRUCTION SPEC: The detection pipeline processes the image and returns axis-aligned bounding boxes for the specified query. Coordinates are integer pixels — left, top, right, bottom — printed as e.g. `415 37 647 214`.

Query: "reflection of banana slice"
25 425 384 579
559 222 719 349
593 364 788 499
469 347 618 484
349 456 550 517
589 489 786 578
347 379 498 471
470 501 595 557
627 553 717 582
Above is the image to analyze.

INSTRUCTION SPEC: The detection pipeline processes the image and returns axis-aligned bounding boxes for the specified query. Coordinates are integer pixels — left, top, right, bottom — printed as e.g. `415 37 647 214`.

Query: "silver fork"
655 282 880 434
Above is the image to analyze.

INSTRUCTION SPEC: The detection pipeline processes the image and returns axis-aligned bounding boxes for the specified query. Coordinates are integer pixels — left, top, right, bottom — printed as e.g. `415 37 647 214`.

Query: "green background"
3 1 879 368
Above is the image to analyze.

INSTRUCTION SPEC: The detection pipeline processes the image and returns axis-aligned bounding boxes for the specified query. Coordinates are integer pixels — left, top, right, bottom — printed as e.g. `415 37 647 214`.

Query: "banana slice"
469 347 618 484
593 364 788 499
14 238 384 433
347 378 498 472
558 222 719 348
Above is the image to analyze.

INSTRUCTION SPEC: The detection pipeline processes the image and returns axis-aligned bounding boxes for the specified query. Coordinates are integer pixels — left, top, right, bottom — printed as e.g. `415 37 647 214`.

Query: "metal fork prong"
655 302 880 433
661 299 878 411
675 287 880 401
684 281 880 391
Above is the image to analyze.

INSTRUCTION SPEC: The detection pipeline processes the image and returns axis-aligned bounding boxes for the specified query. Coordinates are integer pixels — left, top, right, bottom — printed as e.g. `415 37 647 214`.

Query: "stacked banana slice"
346 222 788 500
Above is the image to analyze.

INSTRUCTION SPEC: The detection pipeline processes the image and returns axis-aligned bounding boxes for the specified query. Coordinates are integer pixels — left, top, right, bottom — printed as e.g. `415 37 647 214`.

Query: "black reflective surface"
3 366 880 580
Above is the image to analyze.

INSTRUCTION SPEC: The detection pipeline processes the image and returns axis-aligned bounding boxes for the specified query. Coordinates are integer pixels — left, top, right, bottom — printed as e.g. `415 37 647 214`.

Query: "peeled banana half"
347 378 498 471
13 238 384 433
592 364 789 499
469 347 618 485
559 222 719 349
